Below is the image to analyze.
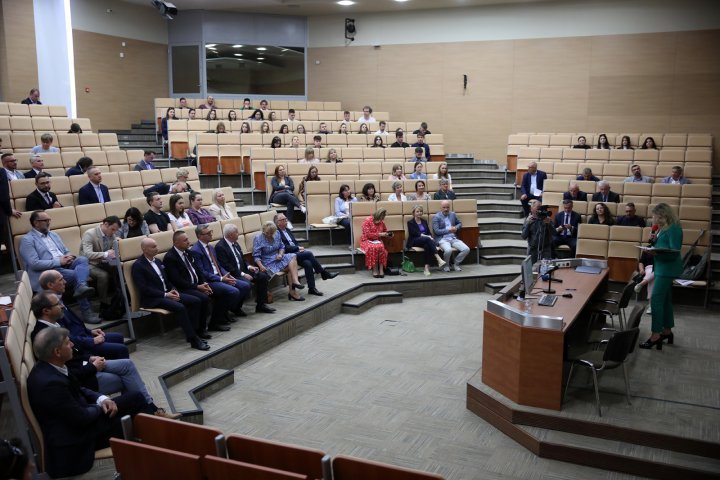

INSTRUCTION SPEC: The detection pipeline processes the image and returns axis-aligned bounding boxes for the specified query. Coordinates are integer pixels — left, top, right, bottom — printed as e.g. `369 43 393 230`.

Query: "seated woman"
618 135 634 150
270 165 303 225
387 163 406 181
208 188 236 220
279 124 290 134
635 248 655 315
359 183 380 202
300 146 319 164
334 184 356 244
253 221 305 301
160 108 176 145
371 135 385 148
433 162 452 187
407 180 430 200
270 136 282 148
588 202 614 225
388 181 407 201
120 207 149 238
596 133 611 149
298 166 320 202
186 191 216 225
360 208 390 278
250 110 264 121
240 122 251 133
268 111 278 122
641 136 658 149
406 204 446 276
215 122 227 134
296 124 307 134
408 161 427 179
290 136 301 148
206 109 218 121
228 110 238 122
326 148 342 163
167 194 193 229
260 122 271 134
359 123 370 134
338 123 348 134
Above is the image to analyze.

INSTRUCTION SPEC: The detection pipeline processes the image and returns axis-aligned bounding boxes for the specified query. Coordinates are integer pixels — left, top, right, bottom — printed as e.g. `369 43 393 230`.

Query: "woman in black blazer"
406 204 446 275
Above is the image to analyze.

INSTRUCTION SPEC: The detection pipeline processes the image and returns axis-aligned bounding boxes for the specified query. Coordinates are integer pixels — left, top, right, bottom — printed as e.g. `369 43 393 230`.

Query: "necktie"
102 235 111 251
564 213 569 236
603 195 607 202
96 186 104 203
206 245 221 275
45 193 52 205
182 252 198 284
232 243 244 270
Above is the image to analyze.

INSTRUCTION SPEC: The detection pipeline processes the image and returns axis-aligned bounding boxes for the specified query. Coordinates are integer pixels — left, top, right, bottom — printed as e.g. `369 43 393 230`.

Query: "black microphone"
463 74 467 89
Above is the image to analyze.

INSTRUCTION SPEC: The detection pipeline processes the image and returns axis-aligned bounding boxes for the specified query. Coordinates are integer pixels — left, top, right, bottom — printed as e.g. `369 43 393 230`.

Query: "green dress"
650 223 682 332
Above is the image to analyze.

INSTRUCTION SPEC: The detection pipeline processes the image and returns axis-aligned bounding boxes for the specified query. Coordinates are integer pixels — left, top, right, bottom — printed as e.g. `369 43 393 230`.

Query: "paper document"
0 296 11 306
531 187 543 197
636 246 680 253
674 279 695 287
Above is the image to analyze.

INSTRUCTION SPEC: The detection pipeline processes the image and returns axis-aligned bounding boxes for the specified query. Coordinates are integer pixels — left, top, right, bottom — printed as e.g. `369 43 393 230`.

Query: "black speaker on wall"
345 18 356 41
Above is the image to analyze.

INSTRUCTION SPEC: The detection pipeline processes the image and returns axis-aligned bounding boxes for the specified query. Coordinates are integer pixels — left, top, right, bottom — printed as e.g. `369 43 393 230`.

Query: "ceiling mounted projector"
151 0 177 19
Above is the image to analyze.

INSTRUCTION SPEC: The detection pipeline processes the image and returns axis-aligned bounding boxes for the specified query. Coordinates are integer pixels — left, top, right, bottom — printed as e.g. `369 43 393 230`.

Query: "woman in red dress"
360 208 390 278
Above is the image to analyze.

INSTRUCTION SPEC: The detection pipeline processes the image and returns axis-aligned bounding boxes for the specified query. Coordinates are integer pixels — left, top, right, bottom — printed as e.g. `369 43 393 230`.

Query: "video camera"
537 205 552 220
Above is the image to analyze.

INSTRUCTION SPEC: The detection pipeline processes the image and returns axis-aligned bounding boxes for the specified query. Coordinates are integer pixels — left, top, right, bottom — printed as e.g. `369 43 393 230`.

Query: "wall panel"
0 0 39 102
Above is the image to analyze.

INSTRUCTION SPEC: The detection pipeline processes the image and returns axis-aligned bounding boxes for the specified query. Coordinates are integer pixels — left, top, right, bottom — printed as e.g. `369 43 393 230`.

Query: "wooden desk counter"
482 266 608 410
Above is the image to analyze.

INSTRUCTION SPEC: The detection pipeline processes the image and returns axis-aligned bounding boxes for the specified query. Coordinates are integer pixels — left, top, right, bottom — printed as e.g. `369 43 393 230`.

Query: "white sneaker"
442 266 451 273
452 264 462 272
634 283 643 293
300 205 307 214
645 305 652 314
424 270 431 276
287 221 294 230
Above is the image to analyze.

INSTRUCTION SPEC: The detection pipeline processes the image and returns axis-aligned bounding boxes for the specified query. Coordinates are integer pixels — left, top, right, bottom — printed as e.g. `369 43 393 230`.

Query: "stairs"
709 175 720 306
99 119 163 154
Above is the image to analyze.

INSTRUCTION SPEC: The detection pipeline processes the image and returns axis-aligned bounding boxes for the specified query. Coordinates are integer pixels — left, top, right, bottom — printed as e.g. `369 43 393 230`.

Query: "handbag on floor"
401 256 416 273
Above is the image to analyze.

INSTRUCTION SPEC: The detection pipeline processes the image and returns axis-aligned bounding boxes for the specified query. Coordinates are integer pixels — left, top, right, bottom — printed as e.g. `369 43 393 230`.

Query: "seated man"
274 213 338 296
27 327 162 479
563 182 588 201
432 200 470 272
19 211 95 320
198 95 215 109
77 167 111 205
143 191 172 233
133 150 155 171
624 164 653 183
215 223 275 314
615 202 646 227
1 153 25 181
80 216 121 318
573 135 591 149
191 224 248 317
142 180 187 197
375 120 388 135
286 108 295 121
576 167 600 182
31 133 60 154
521 200 554 264
433 178 456 200
132 237 210 350
65 156 93 177
552 200 581 257
412 133 431 159
519 161 547 216
391 130 409 148
357 105 376 123
21 88 41 105
409 146 427 163
313 135 323 149
591 180 621 203
165 230 239 332
318 122 329 135
24 154 46 178
40 270 127 359
242 98 254 111
413 122 431 135
341 110 352 123
25 172 62 211
661 165 690 184
259 99 270 111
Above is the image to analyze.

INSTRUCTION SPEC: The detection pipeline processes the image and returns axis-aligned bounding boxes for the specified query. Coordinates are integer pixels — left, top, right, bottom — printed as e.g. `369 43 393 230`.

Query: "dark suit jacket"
143 182 171 197
25 189 59 211
31 322 99 390
277 228 301 254
27 361 102 478
0 169 11 218
131 255 175 308
575 175 600 182
552 211 582 239
520 171 547 197
78 182 111 205
563 191 588 202
591 191 621 203
24 169 41 179
21 98 41 105
215 238 249 278
407 218 432 244
65 165 85 176
163 247 206 291
58 306 96 352
190 242 227 283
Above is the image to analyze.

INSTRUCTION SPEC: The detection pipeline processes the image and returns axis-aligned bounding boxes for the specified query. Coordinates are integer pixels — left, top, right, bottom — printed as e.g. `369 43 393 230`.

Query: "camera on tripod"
537 205 552 220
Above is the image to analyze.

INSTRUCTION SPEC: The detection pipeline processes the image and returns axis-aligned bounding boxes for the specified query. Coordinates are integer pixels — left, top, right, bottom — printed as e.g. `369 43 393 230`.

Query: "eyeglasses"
35 218 51 223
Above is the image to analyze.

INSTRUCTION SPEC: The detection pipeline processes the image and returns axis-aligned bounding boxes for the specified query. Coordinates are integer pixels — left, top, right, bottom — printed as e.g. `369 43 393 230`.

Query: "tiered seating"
155 98 343 111
9 149 142 180
508 132 713 154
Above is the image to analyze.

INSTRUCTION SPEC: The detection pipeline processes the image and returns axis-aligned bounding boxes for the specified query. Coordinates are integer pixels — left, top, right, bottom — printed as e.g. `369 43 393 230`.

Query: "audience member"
144 192 172 233
563 182 588 201
132 237 210 350
142 180 187 197
410 146 427 163
521 199 553 264
270 165 302 226
161 108 175 143
372 135 385 148
134 150 155 171
241 98 253 110
375 120 388 135
338 123 349 134
359 183 380 202
618 135 633 149
357 106 376 123
260 121 271 134
298 166 320 202
279 124 290 134
24 155 45 178
552 200 581 257
2 153 25 181
326 148 342 163
433 162 452 186
178 97 188 109
519 161 546 216
413 122 431 135
21 88 41 104
240 121 251 133
120 207 149 238
391 131 409 148
268 111 278 122
287 109 296 121
187 108 196 120
31 133 59 154
80 216 121 313
573 135 591 149
300 147 319 164
25 173 62 210
360 209 390 277
359 123 370 134
576 167 600 182
388 181 407 202
250 110 264 121
167 194 193 229
65 156 93 176
591 180 620 203
407 204 445 276
412 133 431 159
297 124 307 134
68 122 83 133
209 188 236 220
615 202 646 227
624 164 653 183
408 180 430 201
205 109 217 121
253 221 305 301
228 109 238 122
313 135 322 149
216 122 227 134
318 122 330 134
342 110 352 123
661 165 690 184
433 179 456 200
409 161 427 179
596 133 611 149
589 202 614 225
641 136 658 149
259 99 269 111
78 168 110 205
433 201 469 272
388 163 406 181
198 95 215 109
270 136 282 148
186 192 215 225
334 184 355 244
0 168 21 257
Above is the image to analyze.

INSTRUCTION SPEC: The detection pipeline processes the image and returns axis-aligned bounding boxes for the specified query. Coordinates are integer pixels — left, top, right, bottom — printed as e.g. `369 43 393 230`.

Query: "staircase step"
484 282 509 294
341 290 403 315
481 254 527 265
477 217 524 232
166 367 234 415
480 229 523 240
476 209 524 218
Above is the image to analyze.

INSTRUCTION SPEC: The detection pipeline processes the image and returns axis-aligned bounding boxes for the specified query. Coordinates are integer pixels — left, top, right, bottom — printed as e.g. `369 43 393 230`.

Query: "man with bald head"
78 167 111 205
519 161 547 216
131 237 209 351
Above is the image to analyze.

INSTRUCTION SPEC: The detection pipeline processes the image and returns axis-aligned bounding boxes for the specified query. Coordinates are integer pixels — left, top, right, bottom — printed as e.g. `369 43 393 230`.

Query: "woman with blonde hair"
406 204 445 275
208 188 236 220
326 148 342 163
253 221 305 301
639 203 682 350
360 208 390 278
433 162 452 187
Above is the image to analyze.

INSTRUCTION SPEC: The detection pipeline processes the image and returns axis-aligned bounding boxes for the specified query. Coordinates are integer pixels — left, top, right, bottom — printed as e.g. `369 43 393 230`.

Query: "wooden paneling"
0 0 39 102
73 30 168 131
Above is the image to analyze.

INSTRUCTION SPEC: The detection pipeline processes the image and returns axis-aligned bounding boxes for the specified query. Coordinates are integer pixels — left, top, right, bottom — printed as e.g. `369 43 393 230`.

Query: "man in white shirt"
1 153 25 181
661 165 691 185
287 109 296 122
375 120 388 135
357 106 376 123
341 110 352 123
259 99 269 111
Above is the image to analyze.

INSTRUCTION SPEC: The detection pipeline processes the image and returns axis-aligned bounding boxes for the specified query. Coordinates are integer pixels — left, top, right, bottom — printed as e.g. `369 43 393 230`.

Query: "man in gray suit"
432 200 469 272
80 216 121 315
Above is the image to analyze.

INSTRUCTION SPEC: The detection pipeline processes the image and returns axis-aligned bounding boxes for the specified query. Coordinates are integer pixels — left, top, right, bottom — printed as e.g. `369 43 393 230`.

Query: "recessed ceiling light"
206 44 216 48
234 53 243 57
337 0 355 5
232 44 243 48
394 0 410 2
256 47 267 51
257 57 265 60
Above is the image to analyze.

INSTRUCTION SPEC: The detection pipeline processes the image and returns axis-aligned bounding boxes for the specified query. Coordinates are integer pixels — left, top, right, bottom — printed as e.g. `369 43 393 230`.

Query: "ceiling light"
206 44 216 48
234 53 243 57
256 47 267 51
337 0 355 5
232 44 243 48
394 0 410 2
257 57 265 60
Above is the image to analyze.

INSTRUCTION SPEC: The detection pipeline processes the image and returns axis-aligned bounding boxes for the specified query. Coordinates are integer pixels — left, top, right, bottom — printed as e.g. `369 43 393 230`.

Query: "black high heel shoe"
639 337 663 350
288 293 305 301
292 283 305 290
660 332 674 344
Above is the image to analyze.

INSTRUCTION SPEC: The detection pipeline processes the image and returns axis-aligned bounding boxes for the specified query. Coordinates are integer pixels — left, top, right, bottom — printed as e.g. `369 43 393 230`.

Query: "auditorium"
0 0 718 478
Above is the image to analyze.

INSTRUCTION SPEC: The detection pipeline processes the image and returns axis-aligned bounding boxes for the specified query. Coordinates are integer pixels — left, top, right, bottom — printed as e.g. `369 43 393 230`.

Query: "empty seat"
110 438 203 480
332 455 444 480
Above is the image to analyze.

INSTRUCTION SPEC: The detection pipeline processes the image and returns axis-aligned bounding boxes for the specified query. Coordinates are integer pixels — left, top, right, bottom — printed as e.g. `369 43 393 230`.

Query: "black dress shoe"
73 285 95 300
208 323 230 332
190 339 210 351
288 294 305 301
308 288 324 296
256 305 276 313
292 283 305 290
197 331 212 340
233 310 248 318
321 271 339 280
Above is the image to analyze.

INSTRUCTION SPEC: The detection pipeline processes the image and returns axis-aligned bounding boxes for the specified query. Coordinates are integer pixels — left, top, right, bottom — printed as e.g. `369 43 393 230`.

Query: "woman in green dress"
639 203 683 350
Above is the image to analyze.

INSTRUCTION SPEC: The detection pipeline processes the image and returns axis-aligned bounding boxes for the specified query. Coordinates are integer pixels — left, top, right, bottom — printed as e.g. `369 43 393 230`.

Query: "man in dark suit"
552 199 582 257
274 213 338 296
591 180 620 203
27 326 153 478
132 237 210 350
0 168 23 262
615 202 646 228
20 88 41 104
133 150 156 171
25 173 62 211
563 182 588 202
77 167 111 205
215 223 275 314
164 230 236 333
190 224 246 317
24 155 45 178
65 156 93 177
519 161 547 216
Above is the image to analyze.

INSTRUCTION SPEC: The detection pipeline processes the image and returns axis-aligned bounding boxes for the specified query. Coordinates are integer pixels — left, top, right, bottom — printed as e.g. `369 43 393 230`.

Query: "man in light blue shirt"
624 164 653 183
31 133 60 154
432 200 470 272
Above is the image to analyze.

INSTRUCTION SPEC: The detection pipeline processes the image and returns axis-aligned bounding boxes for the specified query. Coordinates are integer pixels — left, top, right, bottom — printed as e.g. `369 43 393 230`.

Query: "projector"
151 0 177 19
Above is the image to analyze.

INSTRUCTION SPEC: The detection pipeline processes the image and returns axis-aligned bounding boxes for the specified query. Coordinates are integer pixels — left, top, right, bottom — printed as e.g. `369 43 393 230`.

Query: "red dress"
360 216 388 269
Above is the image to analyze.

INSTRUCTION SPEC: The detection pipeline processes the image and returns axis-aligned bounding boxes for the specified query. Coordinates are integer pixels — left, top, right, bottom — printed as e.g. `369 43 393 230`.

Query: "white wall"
308 0 720 47
71 0 168 44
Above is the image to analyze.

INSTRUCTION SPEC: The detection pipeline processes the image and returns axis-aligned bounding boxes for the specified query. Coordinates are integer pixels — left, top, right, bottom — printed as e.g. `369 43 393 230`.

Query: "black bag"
679 252 709 281
386 267 401 276
100 290 126 320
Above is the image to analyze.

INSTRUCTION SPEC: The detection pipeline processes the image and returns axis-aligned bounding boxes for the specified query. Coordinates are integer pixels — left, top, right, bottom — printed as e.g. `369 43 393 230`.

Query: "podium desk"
481 261 608 410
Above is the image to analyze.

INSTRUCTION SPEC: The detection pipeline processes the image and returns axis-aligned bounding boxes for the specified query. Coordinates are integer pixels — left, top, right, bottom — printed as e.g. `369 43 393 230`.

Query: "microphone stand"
543 265 556 294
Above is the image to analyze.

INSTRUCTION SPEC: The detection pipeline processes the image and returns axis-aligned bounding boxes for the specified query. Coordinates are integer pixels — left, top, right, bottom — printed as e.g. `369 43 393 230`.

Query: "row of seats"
1 132 114 153
516 161 712 185
162 109 390 123
543 180 711 206
508 133 713 150
167 119 420 134
155 98 342 111
515 146 712 163
184 130 441 145
544 201 710 229
0 102 68 117
0 116 93 133
12 149 143 171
